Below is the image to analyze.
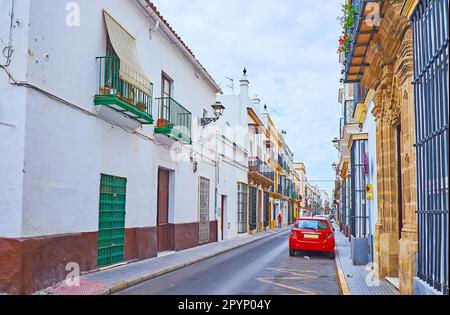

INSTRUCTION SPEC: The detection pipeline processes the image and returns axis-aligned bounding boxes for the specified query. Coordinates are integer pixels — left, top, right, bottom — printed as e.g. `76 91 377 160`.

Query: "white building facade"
0 0 224 294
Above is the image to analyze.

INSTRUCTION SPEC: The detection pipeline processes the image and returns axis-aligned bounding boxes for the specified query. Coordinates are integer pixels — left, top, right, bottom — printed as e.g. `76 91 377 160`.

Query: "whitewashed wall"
0 0 31 238
217 80 250 240
1 0 218 238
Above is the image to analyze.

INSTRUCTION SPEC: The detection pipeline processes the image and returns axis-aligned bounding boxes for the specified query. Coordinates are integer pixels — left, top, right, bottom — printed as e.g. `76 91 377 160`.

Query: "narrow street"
1 0 447 299
117 230 339 295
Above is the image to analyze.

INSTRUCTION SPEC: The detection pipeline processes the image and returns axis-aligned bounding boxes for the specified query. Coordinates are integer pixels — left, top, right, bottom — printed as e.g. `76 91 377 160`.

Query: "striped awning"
103 10 151 95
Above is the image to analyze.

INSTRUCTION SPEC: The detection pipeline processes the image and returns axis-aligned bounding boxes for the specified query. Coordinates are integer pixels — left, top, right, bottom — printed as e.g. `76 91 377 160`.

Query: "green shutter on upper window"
98 174 127 268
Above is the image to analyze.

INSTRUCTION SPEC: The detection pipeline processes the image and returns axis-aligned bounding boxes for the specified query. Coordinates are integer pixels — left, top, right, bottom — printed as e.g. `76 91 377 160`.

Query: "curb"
95 227 291 295
335 247 351 295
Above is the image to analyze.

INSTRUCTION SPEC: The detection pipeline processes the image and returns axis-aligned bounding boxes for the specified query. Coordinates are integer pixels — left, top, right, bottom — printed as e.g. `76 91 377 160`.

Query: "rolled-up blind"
103 10 151 96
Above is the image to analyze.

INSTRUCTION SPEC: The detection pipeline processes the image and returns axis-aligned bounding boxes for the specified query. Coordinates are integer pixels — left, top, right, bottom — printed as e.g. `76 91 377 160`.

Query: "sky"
152 0 343 195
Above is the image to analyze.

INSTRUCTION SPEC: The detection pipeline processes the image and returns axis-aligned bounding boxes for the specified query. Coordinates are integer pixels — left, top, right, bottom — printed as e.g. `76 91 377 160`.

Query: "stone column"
395 26 418 295
372 90 384 279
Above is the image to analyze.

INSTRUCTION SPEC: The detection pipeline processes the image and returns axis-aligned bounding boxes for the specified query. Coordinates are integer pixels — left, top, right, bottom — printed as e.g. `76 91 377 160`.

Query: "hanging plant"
336 2 359 54
338 3 359 32
338 33 351 53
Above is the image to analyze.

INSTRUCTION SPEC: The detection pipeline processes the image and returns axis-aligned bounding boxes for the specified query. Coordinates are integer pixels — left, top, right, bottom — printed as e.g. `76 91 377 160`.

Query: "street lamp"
332 137 340 150
201 101 225 127
332 162 338 171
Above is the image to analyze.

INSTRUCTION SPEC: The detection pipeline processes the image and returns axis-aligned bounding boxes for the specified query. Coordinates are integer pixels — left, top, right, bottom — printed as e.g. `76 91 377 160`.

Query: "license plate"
304 234 319 239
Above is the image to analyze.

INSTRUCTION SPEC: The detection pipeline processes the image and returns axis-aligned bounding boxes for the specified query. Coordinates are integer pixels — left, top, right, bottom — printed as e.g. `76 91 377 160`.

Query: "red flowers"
338 33 351 53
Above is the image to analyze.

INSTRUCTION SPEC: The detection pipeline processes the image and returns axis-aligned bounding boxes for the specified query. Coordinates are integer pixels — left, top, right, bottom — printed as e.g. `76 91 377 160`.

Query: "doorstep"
385 277 400 291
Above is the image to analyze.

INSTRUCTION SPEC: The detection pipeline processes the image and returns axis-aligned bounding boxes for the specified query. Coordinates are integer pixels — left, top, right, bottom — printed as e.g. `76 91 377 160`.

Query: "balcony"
248 158 274 189
353 82 370 123
344 100 356 125
343 0 388 83
94 56 154 124
154 97 192 145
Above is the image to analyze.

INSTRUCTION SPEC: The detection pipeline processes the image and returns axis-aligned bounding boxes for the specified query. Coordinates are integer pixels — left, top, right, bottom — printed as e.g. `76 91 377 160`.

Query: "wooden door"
157 169 170 252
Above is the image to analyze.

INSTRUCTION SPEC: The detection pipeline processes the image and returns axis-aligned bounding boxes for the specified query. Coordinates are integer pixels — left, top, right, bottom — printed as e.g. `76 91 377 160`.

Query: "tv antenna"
224 76 234 94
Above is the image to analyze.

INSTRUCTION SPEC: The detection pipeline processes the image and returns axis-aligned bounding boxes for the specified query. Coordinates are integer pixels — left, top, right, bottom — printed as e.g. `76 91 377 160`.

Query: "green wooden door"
98 174 127 268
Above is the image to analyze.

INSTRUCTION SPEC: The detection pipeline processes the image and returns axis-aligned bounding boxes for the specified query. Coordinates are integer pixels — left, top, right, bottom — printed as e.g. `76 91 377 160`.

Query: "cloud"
152 0 343 194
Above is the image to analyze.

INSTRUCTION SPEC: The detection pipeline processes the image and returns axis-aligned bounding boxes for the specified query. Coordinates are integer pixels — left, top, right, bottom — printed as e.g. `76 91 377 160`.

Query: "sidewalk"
36 227 291 295
334 227 398 295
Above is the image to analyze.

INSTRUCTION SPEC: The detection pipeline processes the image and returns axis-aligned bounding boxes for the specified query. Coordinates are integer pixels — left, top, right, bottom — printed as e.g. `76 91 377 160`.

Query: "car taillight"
291 231 297 238
327 232 334 239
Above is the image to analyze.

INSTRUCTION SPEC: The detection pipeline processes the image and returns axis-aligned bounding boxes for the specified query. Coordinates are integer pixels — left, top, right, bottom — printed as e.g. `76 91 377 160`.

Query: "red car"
289 217 336 259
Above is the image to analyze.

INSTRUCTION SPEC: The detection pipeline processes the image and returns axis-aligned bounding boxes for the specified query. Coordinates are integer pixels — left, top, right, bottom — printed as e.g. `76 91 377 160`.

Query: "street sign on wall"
366 184 374 200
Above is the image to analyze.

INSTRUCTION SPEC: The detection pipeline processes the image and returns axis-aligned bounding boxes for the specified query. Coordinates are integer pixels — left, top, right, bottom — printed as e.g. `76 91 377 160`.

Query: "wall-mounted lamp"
201 101 225 127
332 162 338 171
332 137 340 150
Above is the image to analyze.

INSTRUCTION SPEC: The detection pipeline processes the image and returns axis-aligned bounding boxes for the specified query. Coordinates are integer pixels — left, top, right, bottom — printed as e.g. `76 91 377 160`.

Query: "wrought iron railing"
350 139 369 238
412 0 449 295
155 97 192 138
96 56 153 116
278 154 283 167
249 158 275 183
344 100 356 124
237 183 248 234
353 81 368 113
340 117 345 139
343 0 365 80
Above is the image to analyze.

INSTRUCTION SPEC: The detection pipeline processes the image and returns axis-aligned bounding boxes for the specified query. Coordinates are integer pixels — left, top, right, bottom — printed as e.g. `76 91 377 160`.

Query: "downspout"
214 129 220 241
2 0 15 67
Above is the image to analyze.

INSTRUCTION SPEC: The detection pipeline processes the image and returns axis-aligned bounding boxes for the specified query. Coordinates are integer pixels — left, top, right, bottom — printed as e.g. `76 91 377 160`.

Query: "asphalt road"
118 230 339 295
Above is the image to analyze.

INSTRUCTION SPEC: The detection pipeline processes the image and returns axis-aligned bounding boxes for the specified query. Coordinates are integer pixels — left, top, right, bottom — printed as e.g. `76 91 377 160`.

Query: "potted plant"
337 3 358 54
157 118 169 128
136 101 147 112
100 85 110 96
338 33 351 53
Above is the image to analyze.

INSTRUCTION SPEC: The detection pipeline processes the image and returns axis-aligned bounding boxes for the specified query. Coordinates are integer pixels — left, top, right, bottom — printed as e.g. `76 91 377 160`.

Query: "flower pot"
136 102 147 112
157 119 169 128
100 86 110 96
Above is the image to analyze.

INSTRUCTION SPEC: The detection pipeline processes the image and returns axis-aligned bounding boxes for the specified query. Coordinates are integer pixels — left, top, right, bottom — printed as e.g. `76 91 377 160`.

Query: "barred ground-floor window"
412 0 449 294
237 183 248 234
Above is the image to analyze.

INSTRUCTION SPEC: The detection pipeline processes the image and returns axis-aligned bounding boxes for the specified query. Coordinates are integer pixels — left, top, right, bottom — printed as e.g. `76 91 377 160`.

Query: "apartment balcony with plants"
248 157 274 189
340 0 388 83
94 55 154 124
154 97 192 145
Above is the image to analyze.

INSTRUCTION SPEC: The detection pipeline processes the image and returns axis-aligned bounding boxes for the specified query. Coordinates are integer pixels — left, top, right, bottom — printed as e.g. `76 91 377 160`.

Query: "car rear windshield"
297 220 329 231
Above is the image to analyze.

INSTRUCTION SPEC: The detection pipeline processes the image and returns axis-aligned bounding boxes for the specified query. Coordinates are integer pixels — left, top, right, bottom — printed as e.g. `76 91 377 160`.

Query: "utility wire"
0 65 219 167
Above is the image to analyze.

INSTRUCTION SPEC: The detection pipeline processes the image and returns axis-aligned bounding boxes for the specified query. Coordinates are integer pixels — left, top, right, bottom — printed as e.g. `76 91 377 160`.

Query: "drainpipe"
215 129 219 240
2 0 15 67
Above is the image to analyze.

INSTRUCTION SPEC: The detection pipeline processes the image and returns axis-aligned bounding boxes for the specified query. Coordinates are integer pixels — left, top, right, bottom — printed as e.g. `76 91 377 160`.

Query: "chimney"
239 68 249 107
252 95 261 115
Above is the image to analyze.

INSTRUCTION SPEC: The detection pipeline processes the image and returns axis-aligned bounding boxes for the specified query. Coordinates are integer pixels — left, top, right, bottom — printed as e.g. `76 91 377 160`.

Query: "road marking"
256 277 317 295
266 267 319 275
255 268 319 295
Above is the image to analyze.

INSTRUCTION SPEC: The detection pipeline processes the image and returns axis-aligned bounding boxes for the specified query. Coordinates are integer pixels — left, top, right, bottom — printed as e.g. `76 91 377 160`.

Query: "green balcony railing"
94 56 154 124
154 97 192 144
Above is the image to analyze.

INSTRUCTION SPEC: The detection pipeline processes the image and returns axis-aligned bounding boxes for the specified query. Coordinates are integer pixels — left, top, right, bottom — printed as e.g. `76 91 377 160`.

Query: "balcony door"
161 72 173 98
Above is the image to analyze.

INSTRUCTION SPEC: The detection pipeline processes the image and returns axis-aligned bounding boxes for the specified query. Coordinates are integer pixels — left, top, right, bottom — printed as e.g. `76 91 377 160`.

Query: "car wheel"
329 251 336 260
289 250 296 257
